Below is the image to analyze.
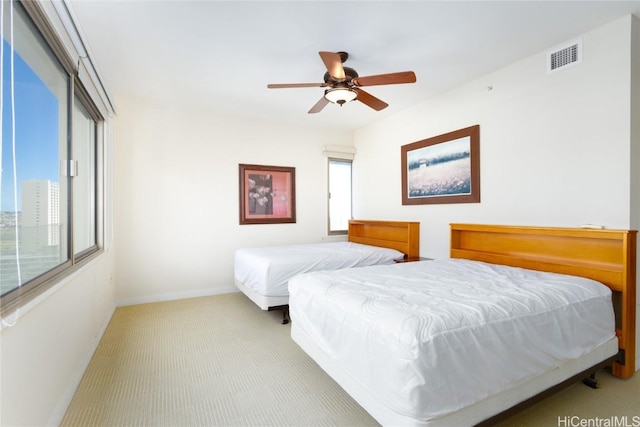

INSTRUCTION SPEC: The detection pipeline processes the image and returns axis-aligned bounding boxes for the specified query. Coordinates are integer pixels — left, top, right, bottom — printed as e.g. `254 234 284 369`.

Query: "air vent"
547 39 582 73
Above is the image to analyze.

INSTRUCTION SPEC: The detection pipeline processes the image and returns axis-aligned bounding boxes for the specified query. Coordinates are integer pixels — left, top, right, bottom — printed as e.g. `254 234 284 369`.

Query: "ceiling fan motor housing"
323 67 359 85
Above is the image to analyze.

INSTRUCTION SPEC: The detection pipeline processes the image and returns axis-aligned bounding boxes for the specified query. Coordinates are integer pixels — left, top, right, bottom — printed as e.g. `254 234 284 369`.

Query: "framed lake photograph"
239 164 296 224
401 125 480 205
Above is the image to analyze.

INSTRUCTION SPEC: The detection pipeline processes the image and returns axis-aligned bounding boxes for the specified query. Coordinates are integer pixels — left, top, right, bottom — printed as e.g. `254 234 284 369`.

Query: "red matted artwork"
239 164 296 224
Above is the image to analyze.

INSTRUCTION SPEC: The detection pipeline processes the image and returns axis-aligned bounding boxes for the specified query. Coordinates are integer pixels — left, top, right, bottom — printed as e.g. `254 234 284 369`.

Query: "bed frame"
348 219 420 259
450 223 637 379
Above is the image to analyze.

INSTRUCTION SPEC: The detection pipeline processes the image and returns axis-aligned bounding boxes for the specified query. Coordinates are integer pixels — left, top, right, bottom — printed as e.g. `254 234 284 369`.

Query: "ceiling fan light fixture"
324 87 357 106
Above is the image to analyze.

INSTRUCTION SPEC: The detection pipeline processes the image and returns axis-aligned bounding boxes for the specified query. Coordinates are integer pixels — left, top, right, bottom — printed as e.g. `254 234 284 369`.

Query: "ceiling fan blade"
308 96 330 114
267 82 327 89
352 71 416 87
354 88 388 111
319 51 346 81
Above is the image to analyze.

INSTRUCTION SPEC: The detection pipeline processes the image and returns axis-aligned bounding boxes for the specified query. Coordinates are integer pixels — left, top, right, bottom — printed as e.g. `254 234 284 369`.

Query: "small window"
328 159 352 234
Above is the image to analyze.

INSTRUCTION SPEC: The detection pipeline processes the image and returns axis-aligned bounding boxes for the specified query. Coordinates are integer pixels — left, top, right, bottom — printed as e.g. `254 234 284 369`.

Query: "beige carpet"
61 293 640 427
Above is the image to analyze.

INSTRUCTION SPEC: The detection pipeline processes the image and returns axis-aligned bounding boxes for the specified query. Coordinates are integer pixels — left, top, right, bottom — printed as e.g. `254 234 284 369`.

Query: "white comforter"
234 242 404 297
288 259 615 421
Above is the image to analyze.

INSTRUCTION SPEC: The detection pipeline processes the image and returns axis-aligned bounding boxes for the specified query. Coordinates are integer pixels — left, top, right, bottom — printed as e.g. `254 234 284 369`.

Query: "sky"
2 39 60 212
407 136 471 165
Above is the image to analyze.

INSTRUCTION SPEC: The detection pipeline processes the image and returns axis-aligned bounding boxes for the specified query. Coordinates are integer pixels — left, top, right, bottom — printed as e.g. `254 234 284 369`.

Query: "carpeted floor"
61 292 639 426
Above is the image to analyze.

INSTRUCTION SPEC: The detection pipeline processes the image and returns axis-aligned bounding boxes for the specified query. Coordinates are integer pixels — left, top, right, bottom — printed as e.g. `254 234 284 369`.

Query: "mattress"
234 241 404 298
288 259 617 424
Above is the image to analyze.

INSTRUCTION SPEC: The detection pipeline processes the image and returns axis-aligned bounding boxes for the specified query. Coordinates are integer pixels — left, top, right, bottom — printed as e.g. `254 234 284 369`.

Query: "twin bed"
234 220 637 425
234 220 420 315
289 223 637 426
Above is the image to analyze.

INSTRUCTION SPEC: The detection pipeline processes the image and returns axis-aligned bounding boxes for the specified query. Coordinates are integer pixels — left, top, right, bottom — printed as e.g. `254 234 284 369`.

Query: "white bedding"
288 259 616 424
234 241 404 299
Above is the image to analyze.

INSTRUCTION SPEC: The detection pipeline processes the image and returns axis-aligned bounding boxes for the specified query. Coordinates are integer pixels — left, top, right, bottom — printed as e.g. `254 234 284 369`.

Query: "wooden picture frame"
401 125 480 205
239 164 296 225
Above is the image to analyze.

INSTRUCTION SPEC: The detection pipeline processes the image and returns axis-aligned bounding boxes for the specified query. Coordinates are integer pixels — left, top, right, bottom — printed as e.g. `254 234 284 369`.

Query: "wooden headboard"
450 223 637 379
348 220 420 259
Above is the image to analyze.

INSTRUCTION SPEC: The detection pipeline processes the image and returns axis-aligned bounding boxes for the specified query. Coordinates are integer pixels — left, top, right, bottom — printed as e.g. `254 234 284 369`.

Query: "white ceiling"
69 1 640 131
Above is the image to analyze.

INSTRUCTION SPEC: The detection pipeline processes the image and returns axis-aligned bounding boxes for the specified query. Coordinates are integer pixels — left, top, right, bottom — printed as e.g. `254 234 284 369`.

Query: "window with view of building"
1 1 103 310
328 158 352 234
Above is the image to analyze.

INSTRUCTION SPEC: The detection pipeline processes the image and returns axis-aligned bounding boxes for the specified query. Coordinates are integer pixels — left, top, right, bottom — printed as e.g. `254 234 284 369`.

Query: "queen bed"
234 220 420 317
289 223 637 426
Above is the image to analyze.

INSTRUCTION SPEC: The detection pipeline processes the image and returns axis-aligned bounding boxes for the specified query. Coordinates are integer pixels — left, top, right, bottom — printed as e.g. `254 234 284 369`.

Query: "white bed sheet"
234 241 404 298
288 259 616 423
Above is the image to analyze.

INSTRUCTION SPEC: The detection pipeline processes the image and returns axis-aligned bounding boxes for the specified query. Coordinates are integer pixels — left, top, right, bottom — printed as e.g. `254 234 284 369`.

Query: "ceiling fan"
267 51 416 114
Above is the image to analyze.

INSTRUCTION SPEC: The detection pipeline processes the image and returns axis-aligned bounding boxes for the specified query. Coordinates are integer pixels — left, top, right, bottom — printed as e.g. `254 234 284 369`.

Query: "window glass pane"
1 2 69 297
72 98 96 254
328 159 352 233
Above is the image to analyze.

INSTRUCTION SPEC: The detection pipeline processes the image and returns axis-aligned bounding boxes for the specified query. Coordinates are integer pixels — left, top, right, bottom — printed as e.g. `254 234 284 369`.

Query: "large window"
1 1 103 311
328 159 352 234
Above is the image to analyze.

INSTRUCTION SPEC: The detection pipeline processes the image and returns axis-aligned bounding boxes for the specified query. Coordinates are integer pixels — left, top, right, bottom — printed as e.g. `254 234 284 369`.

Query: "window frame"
71 82 103 263
0 1 106 314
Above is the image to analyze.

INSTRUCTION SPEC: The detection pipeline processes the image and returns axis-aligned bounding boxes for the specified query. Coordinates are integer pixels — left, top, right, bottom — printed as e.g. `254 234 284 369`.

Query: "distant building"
0 211 21 228
21 180 60 251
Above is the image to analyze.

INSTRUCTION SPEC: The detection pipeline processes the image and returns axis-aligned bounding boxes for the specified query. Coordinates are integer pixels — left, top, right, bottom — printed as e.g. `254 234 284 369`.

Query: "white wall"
113 96 353 305
353 15 634 259
0 253 116 426
354 15 640 371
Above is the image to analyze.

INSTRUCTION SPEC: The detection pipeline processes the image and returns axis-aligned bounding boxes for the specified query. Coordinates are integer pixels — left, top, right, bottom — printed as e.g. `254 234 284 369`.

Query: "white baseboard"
116 286 238 307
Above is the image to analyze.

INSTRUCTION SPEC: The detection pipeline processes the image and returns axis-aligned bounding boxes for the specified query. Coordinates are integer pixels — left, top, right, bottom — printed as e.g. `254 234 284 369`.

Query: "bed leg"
582 372 599 389
281 307 290 325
